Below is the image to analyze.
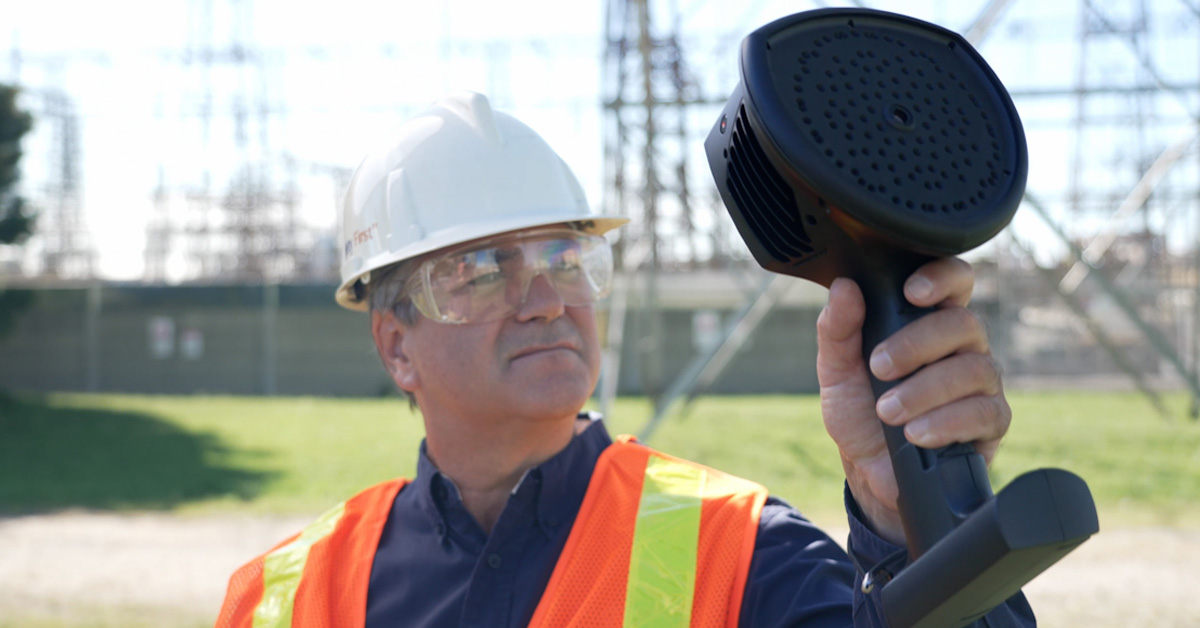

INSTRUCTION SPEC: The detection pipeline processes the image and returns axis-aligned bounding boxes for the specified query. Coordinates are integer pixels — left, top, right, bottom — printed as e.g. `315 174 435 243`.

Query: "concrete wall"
0 282 826 397
615 307 821 395
0 284 393 396
2 268 1182 397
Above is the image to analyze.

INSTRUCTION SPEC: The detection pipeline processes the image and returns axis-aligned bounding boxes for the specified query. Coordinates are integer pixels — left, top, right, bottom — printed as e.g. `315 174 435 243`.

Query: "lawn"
2 390 1198 628
2 390 1197 528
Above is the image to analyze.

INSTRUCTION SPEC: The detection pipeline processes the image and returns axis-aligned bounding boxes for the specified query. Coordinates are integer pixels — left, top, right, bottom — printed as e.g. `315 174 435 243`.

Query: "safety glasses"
402 229 614 325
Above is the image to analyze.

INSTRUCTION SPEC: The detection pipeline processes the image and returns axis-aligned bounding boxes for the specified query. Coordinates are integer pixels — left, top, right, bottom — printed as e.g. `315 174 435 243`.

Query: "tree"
0 83 35 339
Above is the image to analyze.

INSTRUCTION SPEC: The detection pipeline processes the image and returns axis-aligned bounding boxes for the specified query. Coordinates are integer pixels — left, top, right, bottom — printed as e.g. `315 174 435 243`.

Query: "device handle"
854 256 994 559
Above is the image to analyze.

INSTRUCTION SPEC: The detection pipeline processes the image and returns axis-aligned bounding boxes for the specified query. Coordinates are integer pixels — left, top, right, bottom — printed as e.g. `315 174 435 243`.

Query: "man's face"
377 230 605 424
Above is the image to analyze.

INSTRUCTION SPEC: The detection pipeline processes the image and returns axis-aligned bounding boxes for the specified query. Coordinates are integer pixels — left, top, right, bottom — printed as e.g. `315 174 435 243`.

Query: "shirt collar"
411 415 614 538
529 415 612 536
413 441 455 540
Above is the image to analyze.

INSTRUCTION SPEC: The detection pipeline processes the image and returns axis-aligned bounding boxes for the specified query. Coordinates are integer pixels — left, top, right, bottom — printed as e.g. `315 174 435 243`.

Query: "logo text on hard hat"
349 223 380 251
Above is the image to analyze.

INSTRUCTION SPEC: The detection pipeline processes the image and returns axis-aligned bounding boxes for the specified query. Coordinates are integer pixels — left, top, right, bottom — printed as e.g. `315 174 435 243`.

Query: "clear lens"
404 230 613 324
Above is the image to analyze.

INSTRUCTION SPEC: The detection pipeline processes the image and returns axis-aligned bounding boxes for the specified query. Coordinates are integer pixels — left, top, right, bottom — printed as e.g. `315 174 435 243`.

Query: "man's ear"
371 310 420 394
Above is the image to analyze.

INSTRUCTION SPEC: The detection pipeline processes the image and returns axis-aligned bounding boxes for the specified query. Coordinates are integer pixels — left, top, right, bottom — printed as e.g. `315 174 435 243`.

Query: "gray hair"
367 261 421 409
369 260 420 322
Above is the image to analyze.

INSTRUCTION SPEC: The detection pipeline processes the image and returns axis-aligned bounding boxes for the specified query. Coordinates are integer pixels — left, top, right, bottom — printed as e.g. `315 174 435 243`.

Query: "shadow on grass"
0 394 274 514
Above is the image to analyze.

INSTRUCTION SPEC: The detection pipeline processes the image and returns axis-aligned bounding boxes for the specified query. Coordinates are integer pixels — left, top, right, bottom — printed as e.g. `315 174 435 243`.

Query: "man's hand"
816 257 1011 545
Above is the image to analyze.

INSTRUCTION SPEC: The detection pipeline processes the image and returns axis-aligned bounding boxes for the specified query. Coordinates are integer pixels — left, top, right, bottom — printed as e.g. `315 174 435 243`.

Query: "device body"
705 9 1099 628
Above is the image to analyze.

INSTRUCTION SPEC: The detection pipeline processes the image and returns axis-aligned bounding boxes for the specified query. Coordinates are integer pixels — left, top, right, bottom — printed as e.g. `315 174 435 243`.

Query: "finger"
906 257 975 309
870 306 989 381
900 394 1012 458
816 278 867 386
875 352 1003 426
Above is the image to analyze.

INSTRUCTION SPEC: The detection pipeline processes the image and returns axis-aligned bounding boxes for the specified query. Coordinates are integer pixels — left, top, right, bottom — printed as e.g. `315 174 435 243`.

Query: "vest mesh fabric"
215 531 298 628
529 436 647 627
215 542 275 628
291 480 401 627
528 436 767 628
693 471 767 627
213 479 406 628
215 441 765 628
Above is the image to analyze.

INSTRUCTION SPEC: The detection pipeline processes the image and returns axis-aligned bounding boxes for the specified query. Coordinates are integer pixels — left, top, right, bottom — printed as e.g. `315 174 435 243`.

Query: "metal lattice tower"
605 0 1200 422
144 0 305 283
603 0 739 273
1067 0 1200 411
3 46 97 279
35 87 94 278
603 0 720 403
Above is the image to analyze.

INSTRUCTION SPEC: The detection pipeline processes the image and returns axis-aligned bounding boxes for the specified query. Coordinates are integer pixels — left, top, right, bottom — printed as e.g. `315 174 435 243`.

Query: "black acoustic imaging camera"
705 9 1099 628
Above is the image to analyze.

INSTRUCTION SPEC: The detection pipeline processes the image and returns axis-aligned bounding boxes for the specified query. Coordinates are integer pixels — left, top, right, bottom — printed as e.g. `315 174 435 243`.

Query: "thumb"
818 278 902 524
817 278 868 388
817 278 882 461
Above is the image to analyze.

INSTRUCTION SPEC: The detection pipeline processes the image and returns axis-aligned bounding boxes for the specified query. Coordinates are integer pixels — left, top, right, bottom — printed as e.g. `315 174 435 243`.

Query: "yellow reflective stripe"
252 501 347 628
623 455 704 628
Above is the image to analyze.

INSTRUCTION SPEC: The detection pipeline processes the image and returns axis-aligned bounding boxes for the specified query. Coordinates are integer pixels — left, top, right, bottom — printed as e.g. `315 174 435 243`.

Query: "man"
215 91 1033 627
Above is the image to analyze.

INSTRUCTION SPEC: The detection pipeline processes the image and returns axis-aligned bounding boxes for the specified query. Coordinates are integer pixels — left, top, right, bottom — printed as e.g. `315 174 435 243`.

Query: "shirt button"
487 554 502 569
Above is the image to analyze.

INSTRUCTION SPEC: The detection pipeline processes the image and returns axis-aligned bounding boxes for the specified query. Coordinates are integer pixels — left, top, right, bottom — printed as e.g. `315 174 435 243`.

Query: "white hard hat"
336 91 628 310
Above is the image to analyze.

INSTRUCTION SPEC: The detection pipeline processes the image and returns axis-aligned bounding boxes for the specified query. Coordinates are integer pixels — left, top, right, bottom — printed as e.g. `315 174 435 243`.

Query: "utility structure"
2 46 97 279
144 0 307 284
613 0 1200 429
32 87 94 279
602 0 743 407
1028 0 1200 415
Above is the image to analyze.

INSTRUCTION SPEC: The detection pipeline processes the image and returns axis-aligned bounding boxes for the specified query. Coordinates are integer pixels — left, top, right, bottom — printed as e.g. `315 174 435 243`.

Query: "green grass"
1000 391 1200 526
0 393 422 515
2 391 1198 529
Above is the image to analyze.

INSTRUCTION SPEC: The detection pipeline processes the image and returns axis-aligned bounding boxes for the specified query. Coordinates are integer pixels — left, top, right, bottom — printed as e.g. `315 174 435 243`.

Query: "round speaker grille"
756 12 1024 222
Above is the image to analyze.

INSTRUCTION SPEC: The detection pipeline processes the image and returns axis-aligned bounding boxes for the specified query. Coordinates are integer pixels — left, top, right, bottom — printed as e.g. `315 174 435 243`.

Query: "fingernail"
907 276 933 302
877 394 903 422
870 349 894 378
906 419 931 446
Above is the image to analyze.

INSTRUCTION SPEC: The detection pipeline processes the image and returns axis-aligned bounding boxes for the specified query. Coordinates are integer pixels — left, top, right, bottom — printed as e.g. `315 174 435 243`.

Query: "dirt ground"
0 512 1196 627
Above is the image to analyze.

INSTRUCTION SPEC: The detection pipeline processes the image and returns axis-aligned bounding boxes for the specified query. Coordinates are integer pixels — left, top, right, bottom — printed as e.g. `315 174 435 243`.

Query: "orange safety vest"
215 436 767 628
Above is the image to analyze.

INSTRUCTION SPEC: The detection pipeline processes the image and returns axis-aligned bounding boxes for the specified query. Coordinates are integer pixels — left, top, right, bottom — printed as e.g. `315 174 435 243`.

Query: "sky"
4 0 1199 281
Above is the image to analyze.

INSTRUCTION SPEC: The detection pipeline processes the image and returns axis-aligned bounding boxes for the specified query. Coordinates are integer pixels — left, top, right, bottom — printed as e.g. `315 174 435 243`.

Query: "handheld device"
705 9 1099 628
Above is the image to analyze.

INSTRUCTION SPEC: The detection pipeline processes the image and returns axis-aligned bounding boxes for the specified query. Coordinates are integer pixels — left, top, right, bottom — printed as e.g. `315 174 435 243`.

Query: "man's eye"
458 271 504 293
550 260 583 278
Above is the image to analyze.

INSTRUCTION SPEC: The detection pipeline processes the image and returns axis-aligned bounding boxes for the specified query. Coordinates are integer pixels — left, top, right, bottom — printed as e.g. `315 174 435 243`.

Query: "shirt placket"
458 471 541 628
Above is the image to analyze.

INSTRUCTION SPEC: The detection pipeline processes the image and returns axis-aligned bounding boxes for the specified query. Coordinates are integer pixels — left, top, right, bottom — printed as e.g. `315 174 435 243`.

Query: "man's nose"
515 272 566 321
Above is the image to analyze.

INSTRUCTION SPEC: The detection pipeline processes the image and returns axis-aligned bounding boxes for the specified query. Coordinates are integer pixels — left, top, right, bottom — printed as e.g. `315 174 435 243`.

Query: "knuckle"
946 306 990 352
996 393 1013 428
968 395 993 425
978 394 1011 437
965 353 1003 394
959 258 977 286
951 306 983 336
891 329 918 359
987 354 1005 393
816 304 834 335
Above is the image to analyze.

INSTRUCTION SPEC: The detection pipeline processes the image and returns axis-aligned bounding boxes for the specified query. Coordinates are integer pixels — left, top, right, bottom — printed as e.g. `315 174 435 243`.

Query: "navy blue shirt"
365 417 1034 627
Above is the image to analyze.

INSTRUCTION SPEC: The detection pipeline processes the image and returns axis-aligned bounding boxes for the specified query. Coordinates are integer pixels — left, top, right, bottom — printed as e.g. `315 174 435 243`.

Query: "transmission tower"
604 0 708 403
1047 0 1200 399
35 87 94 278
144 0 304 283
3 48 97 279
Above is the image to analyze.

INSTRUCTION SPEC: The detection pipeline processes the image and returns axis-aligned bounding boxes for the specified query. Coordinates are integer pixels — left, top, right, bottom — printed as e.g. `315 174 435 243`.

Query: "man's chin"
516 384 593 421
